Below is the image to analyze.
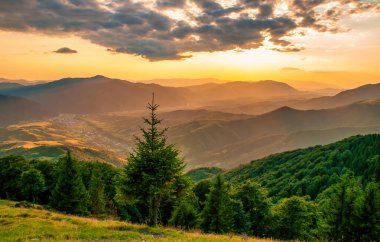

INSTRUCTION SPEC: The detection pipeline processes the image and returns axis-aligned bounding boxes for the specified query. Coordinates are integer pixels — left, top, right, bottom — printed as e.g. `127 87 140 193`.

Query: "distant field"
0 200 273 242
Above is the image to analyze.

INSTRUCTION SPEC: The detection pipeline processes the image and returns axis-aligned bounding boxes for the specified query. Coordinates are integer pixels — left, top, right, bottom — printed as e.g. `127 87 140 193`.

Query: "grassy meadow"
0 200 273 242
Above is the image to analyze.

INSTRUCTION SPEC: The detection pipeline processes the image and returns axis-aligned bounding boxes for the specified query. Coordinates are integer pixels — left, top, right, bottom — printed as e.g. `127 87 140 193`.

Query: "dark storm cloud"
0 0 378 60
53 47 78 54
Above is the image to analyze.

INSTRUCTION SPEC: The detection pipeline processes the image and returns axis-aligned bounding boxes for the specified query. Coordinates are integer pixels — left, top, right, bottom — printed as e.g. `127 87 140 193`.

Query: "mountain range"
168 100 380 168
2 75 380 116
0 75 313 115
0 75 380 169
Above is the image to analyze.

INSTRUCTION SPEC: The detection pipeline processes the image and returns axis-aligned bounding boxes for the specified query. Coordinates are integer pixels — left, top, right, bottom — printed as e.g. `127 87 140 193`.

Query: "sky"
0 0 379 88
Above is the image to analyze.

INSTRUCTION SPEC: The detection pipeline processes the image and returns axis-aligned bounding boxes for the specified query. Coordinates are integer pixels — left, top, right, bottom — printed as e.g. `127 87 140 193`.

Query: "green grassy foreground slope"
0 200 273 242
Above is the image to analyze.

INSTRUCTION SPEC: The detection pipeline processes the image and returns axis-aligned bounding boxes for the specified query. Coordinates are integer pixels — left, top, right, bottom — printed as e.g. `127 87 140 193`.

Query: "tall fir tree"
169 191 201 230
118 94 185 226
321 175 362 241
193 179 212 210
88 170 106 215
201 175 249 234
50 151 89 215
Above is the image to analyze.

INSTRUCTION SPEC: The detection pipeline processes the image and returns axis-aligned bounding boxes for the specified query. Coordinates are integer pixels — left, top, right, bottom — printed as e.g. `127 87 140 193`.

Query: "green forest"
1 100 379 241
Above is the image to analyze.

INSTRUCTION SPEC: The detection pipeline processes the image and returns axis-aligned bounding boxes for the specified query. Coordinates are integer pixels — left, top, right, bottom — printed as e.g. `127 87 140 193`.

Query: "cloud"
53 47 78 54
0 0 379 60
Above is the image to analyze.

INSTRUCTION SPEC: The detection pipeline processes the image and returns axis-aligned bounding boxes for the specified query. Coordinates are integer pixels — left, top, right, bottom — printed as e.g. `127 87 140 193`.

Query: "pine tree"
201 175 247 234
272 196 316 240
227 198 251 234
118 94 185 226
50 151 89 215
20 168 46 203
234 180 271 237
358 182 380 241
193 179 212 210
201 175 229 233
169 192 200 230
321 175 362 241
88 170 106 215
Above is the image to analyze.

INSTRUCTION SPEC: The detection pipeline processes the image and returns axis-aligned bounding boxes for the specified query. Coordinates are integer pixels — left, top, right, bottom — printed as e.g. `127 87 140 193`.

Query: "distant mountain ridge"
0 95 53 126
0 78 47 85
187 80 300 102
0 75 308 114
1 75 192 114
295 83 380 110
0 82 23 91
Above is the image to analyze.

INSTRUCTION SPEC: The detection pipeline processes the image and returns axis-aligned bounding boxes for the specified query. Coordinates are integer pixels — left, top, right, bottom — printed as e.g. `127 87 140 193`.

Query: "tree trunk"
148 196 160 226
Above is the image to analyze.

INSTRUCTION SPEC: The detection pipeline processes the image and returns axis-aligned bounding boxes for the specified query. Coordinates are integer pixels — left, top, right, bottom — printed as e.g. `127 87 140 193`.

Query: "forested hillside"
224 135 380 200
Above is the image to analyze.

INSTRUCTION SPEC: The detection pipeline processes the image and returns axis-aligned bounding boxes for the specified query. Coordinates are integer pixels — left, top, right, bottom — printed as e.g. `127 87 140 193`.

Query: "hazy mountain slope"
295 83 380 109
223 134 380 200
0 95 53 126
202 82 380 115
44 102 380 169
0 122 126 166
202 98 306 115
49 110 253 162
0 82 23 91
185 125 380 168
4 75 193 114
168 100 380 168
187 80 301 102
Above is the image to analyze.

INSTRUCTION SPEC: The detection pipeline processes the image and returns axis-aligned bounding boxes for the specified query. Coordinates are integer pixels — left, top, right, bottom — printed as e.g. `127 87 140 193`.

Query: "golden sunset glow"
0 1 379 89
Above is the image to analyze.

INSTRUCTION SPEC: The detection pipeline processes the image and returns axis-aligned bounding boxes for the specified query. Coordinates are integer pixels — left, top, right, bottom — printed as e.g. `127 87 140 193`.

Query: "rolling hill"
167 100 380 168
295 83 380 110
0 95 53 126
0 122 126 166
223 134 380 200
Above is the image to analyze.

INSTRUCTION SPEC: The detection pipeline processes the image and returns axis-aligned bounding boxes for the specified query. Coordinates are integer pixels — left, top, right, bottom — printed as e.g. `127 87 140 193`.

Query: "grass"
0 200 274 242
